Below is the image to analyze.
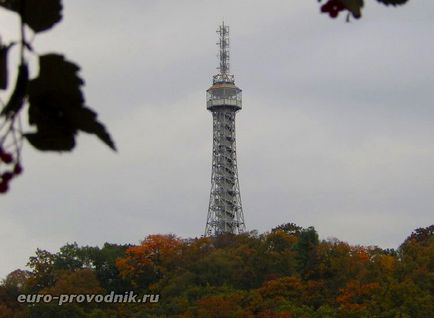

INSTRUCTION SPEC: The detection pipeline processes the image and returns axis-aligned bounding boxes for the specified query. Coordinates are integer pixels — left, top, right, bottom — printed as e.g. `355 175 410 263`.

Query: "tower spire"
213 22 234 84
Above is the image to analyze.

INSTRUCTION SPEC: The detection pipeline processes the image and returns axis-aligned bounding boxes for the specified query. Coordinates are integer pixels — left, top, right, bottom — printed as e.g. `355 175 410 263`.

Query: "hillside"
1 223 433 317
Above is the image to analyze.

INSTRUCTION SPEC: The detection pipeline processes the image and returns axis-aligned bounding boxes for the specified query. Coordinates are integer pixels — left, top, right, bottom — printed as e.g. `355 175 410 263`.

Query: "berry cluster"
0 100 25 194
320 0 346 18
0 147 22 193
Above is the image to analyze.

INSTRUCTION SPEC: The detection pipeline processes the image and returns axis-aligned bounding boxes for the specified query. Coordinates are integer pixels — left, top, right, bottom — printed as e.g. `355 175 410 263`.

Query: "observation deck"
206 82 242 111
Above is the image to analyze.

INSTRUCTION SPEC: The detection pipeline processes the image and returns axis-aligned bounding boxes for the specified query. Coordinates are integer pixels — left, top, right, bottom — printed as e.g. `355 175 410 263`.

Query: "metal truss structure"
205 22 246 236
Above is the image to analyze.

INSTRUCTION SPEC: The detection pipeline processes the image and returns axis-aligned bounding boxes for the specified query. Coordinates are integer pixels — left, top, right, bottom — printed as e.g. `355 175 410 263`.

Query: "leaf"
0 44 10 90
1 63 28 116
0 0 63 33
375 0 408 6
25 131 75 151
0 42 15 90
26 54 116 152
341 0 364 18
68 106 116 151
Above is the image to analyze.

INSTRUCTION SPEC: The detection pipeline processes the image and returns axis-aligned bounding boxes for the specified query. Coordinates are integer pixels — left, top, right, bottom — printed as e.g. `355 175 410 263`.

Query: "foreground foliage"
0 0 115 194
1 224 433 317
0 0 411 194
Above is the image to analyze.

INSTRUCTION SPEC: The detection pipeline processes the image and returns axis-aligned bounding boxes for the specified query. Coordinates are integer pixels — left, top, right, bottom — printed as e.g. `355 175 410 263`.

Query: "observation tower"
204 22 246 236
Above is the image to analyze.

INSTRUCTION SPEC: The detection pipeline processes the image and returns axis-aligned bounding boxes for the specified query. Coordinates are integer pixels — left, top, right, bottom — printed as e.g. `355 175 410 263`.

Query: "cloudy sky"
1 0 433 278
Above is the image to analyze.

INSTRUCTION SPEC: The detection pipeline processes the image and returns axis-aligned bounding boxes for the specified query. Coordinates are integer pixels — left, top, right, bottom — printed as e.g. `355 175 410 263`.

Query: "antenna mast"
213 22 234 84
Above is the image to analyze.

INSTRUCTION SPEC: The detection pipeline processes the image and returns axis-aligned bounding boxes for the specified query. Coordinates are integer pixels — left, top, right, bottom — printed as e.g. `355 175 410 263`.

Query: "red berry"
321 0 346 18
2 171 13 181
13 163 23 175
321 4 329 13
330 10 338 18
321 0 333 12
0 152 13 164
0 181 8 193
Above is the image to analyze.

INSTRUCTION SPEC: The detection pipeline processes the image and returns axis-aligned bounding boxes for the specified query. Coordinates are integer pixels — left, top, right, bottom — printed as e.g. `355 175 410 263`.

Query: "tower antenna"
213 21 234 84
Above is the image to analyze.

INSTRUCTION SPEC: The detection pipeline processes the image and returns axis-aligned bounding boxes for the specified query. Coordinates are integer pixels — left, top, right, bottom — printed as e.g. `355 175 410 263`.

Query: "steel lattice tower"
205 22 246 236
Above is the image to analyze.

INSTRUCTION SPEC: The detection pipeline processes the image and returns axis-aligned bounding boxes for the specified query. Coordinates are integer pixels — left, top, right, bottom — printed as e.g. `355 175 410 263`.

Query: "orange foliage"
127 234 182 261
353 247 369 262
258 276 303 300
336 280 380 309
116 234 182 281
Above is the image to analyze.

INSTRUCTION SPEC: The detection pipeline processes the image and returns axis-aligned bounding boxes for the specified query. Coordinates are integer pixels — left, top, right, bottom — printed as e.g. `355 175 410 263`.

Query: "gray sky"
1 0 433 278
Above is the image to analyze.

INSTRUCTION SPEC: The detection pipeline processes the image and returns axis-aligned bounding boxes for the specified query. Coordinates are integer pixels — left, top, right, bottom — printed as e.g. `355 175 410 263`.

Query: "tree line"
1 223 433 317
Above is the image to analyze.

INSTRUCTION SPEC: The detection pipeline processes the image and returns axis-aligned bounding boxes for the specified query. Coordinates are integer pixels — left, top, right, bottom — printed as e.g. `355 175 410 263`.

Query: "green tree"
296 226 320 279
26 249 56 292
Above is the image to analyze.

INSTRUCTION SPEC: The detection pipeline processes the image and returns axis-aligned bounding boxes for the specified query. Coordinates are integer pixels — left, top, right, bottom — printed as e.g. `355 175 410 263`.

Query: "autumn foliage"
0 224 433 317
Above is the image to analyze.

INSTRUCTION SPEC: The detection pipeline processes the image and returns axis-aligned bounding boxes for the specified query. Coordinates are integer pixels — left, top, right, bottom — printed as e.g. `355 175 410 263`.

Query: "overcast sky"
1 0 433 278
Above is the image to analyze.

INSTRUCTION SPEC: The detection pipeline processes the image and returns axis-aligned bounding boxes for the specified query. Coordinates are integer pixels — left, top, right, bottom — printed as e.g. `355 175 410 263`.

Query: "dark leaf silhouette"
1 63 28 116
341 0 364 18
320 0 364 19
25 131 75 151
68 106 116 151
0 0 63 33
320 0 409 20
26 54 116 152
376 0 408 6
0 43 12 90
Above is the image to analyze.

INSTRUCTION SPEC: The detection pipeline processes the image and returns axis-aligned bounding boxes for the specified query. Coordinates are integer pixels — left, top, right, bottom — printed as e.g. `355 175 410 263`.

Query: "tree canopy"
1 223 433 317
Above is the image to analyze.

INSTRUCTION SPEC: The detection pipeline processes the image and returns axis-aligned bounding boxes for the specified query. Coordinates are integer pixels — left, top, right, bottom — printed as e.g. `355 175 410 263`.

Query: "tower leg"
205 109 245 236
